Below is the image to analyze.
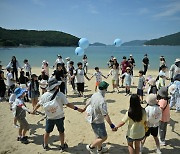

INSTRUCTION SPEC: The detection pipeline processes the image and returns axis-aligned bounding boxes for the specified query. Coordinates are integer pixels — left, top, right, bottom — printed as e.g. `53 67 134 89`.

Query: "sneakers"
156 148 162 154
97 146 108 154
20 137 29 144
86 145 96 154
43 143 50 150
59 143 68 152
160 140 166 146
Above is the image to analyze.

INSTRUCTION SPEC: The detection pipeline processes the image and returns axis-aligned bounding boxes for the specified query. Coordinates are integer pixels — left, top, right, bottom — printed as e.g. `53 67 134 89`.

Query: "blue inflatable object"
75 47 84 56
114 38 122 47
78 38 89 49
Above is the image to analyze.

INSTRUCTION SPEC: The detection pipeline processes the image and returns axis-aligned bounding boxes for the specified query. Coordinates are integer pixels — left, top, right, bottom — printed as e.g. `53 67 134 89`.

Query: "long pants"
159 121 168 142
0 86 6 97
143 65 148 75
59 82 65 94
71 78 75 90
12 69 18 81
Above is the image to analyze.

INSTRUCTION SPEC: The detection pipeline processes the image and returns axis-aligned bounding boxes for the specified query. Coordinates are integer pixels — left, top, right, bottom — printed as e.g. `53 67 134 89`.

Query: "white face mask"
99 89 107 97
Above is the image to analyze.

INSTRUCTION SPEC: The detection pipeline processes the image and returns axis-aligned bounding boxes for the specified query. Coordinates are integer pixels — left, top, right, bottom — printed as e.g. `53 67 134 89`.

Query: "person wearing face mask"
84 81 117 154
169 58 180 82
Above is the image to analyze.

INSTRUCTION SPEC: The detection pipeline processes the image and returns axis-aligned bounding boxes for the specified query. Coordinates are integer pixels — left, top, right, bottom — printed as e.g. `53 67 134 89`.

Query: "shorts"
145 127 158 137
126 136 144 142
76 83 84 92
17 117 29 131
96 82 100 86
46 117 65 133
91 123 107 139
29 91 40 99
137 89 143 96
25 72 30 77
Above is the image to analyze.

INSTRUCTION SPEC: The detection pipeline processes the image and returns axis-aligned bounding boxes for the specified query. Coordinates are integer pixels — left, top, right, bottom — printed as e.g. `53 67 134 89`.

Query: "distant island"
0 27 79 47
144 32 180 46
90 42 106 46
122 40 147 46
0 27 180 47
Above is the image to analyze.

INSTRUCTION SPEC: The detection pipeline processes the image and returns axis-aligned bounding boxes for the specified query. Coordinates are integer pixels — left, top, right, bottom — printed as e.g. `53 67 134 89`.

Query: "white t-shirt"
9 93 16 104
23 63 31 72
109 69 119 80
145 105 162 127
89 91 108 124
6 72 14 86
74 68 85 83
93 71 102 82
38 90 68 119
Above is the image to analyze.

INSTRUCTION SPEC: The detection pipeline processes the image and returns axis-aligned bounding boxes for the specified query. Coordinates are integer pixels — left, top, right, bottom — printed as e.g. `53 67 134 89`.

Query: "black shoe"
17 137 21 141
59 143 68 151
43 143 50 150
20 137 29 144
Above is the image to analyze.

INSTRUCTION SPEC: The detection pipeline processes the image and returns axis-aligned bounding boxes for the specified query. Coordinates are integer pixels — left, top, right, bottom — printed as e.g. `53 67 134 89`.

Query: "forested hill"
144 32 180 46
0 27 79 47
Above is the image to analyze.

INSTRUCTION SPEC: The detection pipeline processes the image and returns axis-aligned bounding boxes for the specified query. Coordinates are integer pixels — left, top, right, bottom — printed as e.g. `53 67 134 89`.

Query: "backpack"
43 90 63 119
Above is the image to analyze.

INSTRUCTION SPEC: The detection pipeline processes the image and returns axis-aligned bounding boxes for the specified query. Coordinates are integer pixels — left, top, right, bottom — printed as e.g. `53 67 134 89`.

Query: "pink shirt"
158 99 170 122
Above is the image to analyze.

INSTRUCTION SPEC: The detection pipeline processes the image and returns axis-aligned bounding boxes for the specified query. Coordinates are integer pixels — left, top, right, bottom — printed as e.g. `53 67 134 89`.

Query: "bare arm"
66 103 84 113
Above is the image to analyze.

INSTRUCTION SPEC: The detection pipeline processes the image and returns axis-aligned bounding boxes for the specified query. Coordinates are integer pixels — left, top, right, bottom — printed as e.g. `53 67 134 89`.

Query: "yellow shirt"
122 109 146 139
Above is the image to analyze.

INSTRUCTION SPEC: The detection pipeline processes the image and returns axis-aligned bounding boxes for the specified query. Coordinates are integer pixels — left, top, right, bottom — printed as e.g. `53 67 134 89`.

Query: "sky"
0 0 180 44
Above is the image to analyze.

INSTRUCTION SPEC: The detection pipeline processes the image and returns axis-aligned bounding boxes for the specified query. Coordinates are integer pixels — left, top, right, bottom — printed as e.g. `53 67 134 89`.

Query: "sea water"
0 46 179 70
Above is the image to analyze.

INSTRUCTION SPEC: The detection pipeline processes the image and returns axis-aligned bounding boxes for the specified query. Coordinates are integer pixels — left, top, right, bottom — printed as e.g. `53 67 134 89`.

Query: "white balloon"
75 47 84 56
79 38 89 49
114 38 122 47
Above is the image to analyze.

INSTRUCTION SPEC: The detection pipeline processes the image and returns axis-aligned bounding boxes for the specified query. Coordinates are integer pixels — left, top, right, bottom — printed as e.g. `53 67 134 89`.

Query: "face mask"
99 89 106 97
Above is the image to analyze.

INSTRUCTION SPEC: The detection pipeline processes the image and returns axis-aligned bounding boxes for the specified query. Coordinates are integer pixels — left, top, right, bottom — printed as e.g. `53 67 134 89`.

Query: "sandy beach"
0 68 179 154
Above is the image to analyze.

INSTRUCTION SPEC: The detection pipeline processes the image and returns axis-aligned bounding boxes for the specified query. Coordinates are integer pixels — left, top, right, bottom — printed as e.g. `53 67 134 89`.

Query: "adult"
83 54 88 73
73 62 90 97
169 58 180 82
65 57 71 72
107 56 114 68
51 63 67 94
6 56 22 81
33 78 84 151
128 54 136 76
159 56 166 72
53 54 64 69
142 54 149 75
85 81 117 153
120 56 131 87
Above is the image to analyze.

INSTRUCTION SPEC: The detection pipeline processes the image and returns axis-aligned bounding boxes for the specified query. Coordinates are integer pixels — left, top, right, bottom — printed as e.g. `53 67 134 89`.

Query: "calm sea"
0 46 179 70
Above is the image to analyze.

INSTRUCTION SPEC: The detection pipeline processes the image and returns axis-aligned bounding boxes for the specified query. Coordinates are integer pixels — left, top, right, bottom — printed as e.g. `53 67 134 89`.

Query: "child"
73 62 90 97
141 94 162 154
121 67 133 96
38 70 49 95
51 63 67 94
28 74 40 109
6 67 15 96
23 59 31 79
169 74 180 112
90 67 107 91
68 61 76 92
107 64 120 93
12 87 32 144
157 87 170 146
147 78 158 94
137 70 145 102
0 70 6 101
116 94 147 154
42 60 49 76
9 84 19 128
157 65 169 89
